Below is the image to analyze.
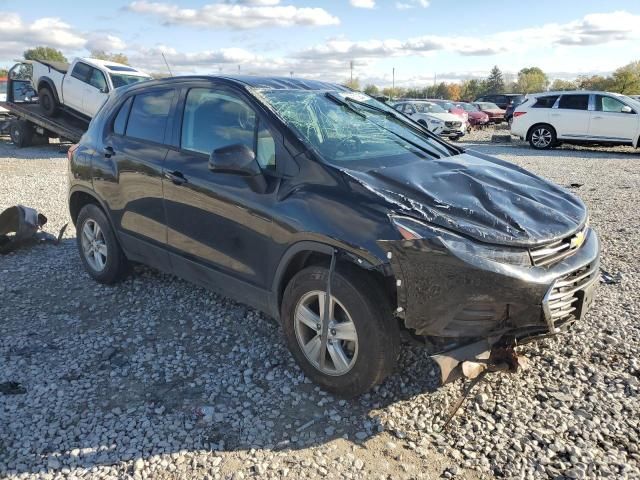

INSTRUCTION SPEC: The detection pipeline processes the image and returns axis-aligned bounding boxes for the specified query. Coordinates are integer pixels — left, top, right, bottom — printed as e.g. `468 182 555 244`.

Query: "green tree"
576 74 613 91
23 46 67 63
90 50 130 65
485 66 505 94
550 79 578 91
610 61 640 94
364 84 379 96
516 67 549 93
0 68 8 78
460 79 485 101
434 82 449 99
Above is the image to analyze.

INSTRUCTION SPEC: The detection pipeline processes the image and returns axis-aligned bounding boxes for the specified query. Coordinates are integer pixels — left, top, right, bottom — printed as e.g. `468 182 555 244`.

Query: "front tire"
38 87 58 117
281 265 399 398
76 204 128 284
528 124 556 150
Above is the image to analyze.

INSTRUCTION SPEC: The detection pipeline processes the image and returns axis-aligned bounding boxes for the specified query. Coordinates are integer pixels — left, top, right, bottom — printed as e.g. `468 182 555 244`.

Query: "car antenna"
161 52 173 77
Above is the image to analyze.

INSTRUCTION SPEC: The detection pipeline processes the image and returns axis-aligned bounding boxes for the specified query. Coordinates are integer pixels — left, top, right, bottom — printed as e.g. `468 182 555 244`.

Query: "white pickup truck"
31 57 151 119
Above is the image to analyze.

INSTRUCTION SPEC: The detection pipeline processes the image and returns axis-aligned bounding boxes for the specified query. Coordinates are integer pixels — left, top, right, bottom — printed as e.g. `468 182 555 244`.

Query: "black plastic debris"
0 381 27 395
0 205 67 254
568 183 584 189
600 269 622 285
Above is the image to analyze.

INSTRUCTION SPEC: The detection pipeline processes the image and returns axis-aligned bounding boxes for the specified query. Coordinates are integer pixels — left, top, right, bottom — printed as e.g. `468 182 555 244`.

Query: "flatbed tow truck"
0 62 86 148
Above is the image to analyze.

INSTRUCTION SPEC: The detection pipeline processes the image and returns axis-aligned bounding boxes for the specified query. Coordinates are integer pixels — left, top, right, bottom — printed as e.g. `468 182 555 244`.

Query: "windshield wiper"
325 92 366 119
339 96 442 158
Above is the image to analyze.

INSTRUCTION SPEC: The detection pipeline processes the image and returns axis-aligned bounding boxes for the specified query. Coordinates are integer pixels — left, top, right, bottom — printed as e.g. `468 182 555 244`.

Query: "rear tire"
76 204 128 284
9 120 33 148
528 124 556 150
38 87 58 117
281 265 399 398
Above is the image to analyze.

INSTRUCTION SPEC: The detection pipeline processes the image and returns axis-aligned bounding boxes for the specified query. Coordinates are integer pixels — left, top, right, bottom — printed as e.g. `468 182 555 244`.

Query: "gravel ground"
1 130 639 480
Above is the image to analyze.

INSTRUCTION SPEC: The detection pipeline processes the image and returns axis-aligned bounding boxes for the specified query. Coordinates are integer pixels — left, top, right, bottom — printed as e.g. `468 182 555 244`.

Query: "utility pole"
350 60 354 83
290 71 294 78
392 67 395 99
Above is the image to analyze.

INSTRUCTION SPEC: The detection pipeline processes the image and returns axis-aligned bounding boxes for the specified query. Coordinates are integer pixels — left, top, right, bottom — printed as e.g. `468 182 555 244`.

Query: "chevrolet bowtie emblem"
570 230 585 249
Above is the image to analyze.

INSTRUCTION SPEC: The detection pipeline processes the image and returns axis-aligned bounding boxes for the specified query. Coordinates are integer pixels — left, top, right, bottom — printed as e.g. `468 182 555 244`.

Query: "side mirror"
100 87 108 94
209 143 261 176
621 105 634 114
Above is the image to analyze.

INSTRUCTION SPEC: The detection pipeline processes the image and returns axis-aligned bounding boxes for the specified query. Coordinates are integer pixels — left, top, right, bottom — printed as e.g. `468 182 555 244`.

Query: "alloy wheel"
294 290 359 376
531 127 552 148
81 219 108 272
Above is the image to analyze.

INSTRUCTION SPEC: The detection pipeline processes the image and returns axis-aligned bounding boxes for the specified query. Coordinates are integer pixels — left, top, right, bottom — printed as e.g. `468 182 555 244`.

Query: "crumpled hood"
343 152 587 247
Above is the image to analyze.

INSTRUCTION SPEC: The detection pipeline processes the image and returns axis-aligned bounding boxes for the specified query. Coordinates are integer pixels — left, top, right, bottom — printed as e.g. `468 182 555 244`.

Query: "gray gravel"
1 132 639 479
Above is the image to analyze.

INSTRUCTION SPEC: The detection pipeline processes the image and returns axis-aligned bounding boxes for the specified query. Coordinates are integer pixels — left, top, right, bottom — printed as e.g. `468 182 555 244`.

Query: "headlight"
390 215 531 266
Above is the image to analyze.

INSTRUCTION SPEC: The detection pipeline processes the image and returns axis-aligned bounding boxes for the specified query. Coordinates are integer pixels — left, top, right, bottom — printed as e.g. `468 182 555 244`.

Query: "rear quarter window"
113 97 133 135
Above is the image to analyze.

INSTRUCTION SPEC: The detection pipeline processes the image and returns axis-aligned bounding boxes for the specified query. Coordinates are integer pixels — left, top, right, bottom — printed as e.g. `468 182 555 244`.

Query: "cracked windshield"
260 90 451 164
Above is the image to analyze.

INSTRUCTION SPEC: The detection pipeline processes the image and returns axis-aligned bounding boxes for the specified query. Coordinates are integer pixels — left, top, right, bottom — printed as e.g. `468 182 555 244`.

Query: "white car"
31 57 151 119
393 100 466 139
511 91 640 150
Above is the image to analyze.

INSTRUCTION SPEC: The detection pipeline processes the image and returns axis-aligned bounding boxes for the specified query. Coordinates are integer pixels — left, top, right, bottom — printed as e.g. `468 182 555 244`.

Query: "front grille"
530 227 588 267
445 121 461 128
544 262 598 327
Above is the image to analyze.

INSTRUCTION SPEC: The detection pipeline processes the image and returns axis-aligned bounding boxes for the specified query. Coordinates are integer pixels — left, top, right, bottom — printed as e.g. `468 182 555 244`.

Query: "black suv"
69 76 599 397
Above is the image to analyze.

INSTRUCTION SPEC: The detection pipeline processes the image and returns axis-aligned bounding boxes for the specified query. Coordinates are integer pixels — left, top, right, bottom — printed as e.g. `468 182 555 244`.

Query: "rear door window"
558 94 589 110
71 63 91 83
532 95 559 108
125 90 174 144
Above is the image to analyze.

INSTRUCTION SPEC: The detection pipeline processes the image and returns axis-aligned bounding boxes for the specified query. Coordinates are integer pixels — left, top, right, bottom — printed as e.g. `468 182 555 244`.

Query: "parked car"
428 99 469 125
475 93 525 111
393 100 465 139
473 101 506 123
68 76 600 397
32 57 151 119
454 102 489 127
511 90 640 150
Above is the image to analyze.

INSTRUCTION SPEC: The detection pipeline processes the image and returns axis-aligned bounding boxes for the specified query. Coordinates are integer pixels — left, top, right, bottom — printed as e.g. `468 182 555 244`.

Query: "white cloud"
0 12 86 57
0 13 129 62
350 0 375 8
126 1 340 29
85 34 127 53
396 0 429 9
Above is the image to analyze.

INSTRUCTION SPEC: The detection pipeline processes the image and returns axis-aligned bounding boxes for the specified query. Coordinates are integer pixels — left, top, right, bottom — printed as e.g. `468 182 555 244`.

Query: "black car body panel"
69 75 599 358
342 151 587 247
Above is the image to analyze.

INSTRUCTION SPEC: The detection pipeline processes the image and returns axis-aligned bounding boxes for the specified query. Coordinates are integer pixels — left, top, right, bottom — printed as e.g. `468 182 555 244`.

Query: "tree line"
346 61 640 101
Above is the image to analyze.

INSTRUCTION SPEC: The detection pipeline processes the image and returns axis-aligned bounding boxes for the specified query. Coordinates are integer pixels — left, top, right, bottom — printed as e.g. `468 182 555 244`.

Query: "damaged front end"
379 215 600 384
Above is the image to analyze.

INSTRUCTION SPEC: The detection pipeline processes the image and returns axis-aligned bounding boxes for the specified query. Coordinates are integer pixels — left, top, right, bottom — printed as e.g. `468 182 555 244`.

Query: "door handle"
592 116 603 119
165 170 188 185
103 146 115 158
550 113 560 117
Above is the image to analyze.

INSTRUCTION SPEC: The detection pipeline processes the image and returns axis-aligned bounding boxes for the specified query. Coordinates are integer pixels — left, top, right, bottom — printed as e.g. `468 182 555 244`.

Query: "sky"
1 0 640 87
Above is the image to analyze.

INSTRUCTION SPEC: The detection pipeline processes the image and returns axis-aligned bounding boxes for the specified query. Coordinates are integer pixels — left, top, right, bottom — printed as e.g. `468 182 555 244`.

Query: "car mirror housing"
621 105 633 114
209 143 261 176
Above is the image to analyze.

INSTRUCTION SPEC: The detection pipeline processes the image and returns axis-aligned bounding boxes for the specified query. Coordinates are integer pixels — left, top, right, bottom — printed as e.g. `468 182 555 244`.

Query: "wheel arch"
37 77 60 104
271 241 397 321
526 122 556 141
69 187 110 226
